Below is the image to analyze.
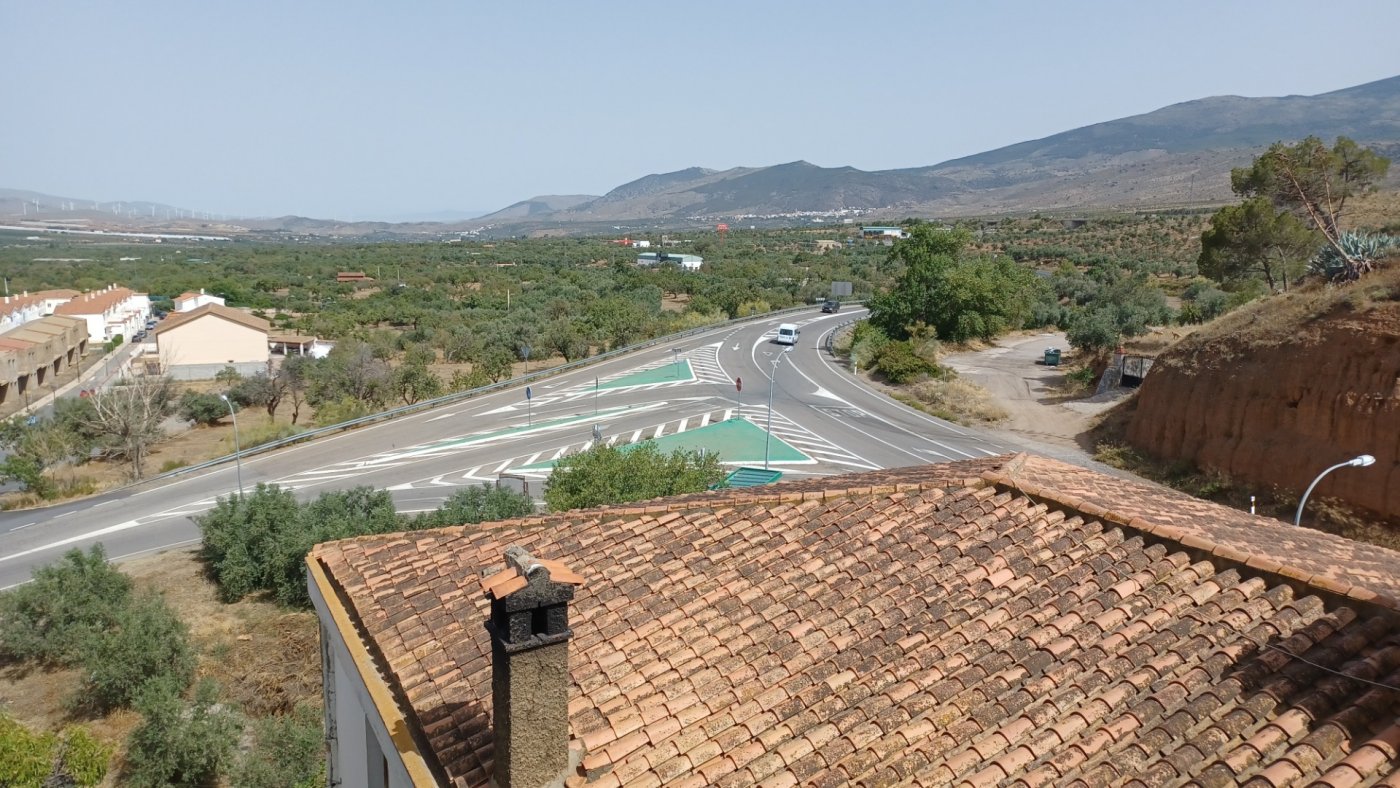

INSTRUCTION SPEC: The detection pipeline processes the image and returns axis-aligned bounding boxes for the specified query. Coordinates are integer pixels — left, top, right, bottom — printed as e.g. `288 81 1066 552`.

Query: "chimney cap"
482 547 583 601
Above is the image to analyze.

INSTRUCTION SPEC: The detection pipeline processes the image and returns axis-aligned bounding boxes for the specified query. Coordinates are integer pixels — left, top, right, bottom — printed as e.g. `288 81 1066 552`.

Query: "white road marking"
0 519 143 565
425 411 459 423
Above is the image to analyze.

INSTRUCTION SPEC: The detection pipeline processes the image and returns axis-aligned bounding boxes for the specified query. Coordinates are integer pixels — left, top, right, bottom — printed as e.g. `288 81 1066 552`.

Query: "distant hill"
6 75 1398 238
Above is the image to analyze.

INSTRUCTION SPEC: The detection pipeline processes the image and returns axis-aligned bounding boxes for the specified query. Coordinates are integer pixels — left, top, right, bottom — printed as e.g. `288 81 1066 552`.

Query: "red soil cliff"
1126 268 1400 519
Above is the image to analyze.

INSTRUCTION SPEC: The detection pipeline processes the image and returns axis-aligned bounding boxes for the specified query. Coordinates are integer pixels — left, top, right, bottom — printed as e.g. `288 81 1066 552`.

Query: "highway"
0 308 1014 588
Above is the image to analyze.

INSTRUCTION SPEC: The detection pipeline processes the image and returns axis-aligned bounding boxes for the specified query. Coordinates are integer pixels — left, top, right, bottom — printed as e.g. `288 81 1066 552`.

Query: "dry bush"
899 378 1008 425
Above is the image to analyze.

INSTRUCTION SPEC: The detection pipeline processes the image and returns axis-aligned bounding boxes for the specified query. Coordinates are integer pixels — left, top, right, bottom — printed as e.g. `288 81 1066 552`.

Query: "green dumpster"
1043 348 1062 366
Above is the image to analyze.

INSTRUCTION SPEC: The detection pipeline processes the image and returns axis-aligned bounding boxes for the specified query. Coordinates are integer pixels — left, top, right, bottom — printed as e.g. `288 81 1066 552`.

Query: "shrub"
0 714 52 787
56 726 112 786
123 677 240 788
222 421 304 453
233 704 326 788
412 484 535 528
77 591 195 712
0 545 132 665
545 443 725 511
872 340 938 384
159 458 189 473
198 484 404 608
311 395 375 427
0 716 110 787
214 366 243 385
267 487 404 607
179 391 232 426
198 484 302 603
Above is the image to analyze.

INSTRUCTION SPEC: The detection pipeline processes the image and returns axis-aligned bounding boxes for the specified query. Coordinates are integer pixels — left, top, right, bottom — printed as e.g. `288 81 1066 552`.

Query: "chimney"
482 546 584 788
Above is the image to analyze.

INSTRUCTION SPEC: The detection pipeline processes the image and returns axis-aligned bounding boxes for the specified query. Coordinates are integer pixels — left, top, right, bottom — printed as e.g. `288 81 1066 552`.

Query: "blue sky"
2 0 1397 220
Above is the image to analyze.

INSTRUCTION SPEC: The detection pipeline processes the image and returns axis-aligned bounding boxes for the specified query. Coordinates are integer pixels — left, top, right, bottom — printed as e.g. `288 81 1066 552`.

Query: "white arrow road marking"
425 411 459 423
480 404 517 415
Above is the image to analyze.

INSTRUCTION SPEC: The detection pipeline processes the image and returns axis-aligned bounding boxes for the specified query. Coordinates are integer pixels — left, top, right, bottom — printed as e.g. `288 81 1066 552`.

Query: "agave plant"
1309 231 1400 282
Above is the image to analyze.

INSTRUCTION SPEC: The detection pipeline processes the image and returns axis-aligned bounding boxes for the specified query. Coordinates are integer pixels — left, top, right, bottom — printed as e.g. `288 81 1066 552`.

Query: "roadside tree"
82 375 176 479
1198 196 1317 292
545 443 724 511
1231 136 1390 279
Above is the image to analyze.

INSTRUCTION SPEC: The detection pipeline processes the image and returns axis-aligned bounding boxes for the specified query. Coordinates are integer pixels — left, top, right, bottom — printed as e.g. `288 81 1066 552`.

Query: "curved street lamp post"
1294 454 1374 526
220 394 244 498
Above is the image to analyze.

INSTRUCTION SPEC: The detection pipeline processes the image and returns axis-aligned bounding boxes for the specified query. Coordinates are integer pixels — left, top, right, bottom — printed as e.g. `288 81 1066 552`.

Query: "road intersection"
0 307 1010 587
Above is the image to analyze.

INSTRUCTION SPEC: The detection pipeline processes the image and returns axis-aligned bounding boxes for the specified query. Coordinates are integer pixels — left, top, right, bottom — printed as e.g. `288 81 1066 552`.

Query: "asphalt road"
0 308 1013 587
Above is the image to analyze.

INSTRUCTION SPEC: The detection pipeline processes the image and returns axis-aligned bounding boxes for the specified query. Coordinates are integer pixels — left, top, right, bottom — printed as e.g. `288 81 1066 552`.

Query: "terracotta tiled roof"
53 287 134 316
153 303 269 336
310 456 1400 787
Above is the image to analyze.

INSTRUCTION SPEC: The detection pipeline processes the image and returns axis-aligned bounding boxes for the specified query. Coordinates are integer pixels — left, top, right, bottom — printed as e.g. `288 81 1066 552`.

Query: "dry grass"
894 377 1008 426
0 548 322 782
1153 260 1400 372
1088 399 1400 551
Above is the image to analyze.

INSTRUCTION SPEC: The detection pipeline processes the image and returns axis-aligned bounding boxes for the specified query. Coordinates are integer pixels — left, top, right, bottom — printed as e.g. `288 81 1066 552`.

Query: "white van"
774 323 799 345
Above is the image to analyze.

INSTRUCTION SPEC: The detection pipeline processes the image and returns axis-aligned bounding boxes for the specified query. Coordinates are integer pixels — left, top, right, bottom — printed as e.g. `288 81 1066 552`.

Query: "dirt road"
941 331 1124 456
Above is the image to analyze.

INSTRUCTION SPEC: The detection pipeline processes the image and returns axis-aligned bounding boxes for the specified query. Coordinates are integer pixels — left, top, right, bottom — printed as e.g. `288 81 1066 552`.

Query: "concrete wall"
158 316 268 367
164 360 267 381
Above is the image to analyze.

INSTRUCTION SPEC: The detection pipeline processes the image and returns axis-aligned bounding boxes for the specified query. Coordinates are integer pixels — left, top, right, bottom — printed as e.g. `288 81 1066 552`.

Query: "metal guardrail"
130 302 852 492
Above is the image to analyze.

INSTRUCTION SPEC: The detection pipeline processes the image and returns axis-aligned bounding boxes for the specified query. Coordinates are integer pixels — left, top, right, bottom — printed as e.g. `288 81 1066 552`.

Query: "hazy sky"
3 1 1397 221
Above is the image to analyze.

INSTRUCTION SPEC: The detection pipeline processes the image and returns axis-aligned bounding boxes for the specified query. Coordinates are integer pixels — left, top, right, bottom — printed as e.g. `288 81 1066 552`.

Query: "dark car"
821 299 840 313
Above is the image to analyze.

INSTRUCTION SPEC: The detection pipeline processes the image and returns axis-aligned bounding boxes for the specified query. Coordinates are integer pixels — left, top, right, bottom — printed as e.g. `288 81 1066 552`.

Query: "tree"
545 443 725 511
280 356 310 425
179 391 233 426
228 361 287 420
391 361 443 405
412 484 535 528
1065 269 1173 354
1198 197 1318 292
1232 136 1390 279
82 375 175 479
867 226 1040 342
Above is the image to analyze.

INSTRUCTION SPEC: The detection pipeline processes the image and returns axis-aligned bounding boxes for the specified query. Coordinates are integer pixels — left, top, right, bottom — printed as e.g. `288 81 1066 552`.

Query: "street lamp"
764 348 791 470
220 394 244 498
1294 454 1375 526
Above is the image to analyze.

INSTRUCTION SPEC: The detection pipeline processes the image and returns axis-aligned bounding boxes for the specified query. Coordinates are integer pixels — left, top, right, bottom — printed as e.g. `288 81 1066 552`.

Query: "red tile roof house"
307 454 1400 788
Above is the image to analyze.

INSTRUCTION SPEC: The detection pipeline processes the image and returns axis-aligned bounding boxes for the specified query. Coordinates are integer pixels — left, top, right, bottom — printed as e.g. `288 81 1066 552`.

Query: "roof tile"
311 456 1400 786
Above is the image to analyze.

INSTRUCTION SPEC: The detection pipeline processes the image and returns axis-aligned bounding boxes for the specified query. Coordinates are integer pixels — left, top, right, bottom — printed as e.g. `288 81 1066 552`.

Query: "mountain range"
5 75 1398 239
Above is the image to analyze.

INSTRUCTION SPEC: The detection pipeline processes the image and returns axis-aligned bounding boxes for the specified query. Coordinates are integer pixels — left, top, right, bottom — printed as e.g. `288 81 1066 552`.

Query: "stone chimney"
482 546 584 788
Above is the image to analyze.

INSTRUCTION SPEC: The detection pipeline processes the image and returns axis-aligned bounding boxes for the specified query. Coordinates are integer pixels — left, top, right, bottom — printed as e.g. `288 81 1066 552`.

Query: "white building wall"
311 571 418 788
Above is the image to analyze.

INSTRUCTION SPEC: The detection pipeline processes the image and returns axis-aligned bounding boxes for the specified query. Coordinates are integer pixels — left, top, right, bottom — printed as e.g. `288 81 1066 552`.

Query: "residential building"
0 289 81 333
153 303 270 379
173 288 226 312
307 454 1400 787
270 333 334 359
636 252 703 271
0 315 87 405
53 285 151 343
861 225 909 239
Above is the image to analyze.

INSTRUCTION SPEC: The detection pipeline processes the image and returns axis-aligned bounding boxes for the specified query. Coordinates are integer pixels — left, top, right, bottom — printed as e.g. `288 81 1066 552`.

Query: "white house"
861 225 909 239
173 288 226 312
54 285 151 343
154 303 269 379
636 252 704 271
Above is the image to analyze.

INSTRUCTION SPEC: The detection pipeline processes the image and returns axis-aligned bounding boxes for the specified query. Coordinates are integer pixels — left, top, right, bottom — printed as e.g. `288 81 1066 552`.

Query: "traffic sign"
525 386 532 401
735 377 742 392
